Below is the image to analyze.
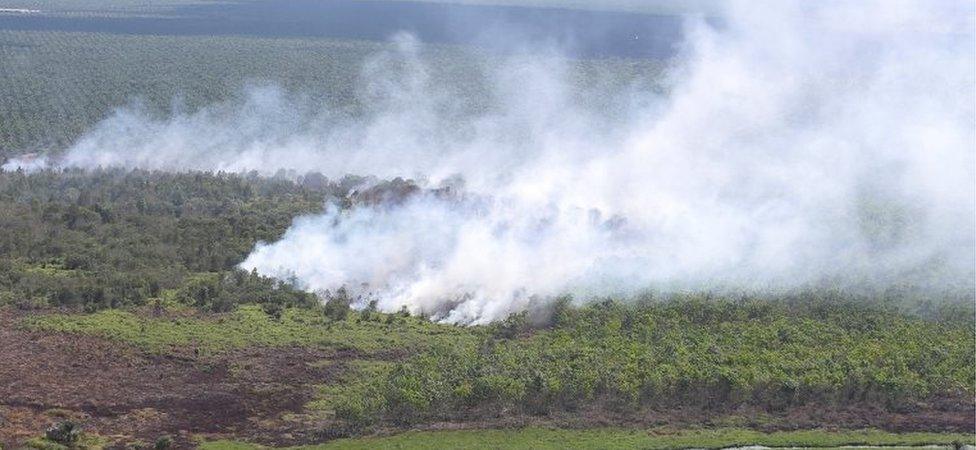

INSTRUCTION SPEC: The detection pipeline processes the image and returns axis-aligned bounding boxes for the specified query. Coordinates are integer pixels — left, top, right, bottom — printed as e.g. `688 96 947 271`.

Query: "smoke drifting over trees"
6 0 973 323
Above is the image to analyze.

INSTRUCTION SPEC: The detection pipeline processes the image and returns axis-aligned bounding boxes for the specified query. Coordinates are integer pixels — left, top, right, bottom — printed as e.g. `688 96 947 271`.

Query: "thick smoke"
6 0 974 323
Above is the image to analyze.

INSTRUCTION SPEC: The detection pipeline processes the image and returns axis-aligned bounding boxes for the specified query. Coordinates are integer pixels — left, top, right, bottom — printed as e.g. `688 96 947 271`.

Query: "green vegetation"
24 421 106 450
0 169 342 311
25 304 478 355
323 297 974 427
0 28 661 159
307 359 397 427
0 11 972 448
44 421 81 446
24 296 975 431
199 427 976 450
0 29 376 156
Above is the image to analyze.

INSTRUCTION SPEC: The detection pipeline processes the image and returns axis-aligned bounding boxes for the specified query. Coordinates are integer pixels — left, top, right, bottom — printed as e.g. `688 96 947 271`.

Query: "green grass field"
23 305 478 355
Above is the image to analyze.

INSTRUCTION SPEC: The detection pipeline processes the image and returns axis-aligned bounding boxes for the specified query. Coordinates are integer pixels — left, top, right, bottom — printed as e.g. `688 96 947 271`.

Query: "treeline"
331 296 975 429
0 168 347 311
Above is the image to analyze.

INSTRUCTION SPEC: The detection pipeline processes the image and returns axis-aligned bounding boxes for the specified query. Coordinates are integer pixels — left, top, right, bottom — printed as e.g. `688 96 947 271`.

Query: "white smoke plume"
7 0 974 323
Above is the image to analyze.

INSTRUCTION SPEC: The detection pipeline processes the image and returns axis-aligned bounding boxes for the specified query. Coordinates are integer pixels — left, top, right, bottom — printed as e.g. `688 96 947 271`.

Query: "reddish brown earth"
1 307 973 449
0 308 352 448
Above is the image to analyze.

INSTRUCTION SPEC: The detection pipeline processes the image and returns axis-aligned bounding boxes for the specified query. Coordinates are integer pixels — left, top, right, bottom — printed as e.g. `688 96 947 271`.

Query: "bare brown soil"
1 307 973 449
0 308 352 448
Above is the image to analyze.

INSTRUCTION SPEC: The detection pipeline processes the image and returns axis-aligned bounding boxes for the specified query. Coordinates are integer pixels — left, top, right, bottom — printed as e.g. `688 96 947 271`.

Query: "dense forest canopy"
0 169 337 311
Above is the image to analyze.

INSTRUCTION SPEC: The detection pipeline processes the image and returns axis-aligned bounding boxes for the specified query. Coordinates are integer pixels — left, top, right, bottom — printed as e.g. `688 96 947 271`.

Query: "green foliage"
15 295 976 441
489 310 530 340
45 421 81 446
2 14 971 448
0 28 662 160
328 297 975 425
25 297 974 428
315 360 394 432
174 270 316 313
323 288 353 322
153 435 173 450
0 169 335 311
26 421 107 449
24 305 479 355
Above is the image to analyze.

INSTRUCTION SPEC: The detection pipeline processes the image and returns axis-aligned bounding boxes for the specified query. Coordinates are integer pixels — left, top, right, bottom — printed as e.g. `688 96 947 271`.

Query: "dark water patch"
0 0 692 58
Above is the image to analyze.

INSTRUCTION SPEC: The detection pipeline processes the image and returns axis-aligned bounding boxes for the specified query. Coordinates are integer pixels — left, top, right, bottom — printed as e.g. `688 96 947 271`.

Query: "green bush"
340 297 975 425
323 288 353 322
44 421 80 446
153 435 173 450
0 169 336 312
